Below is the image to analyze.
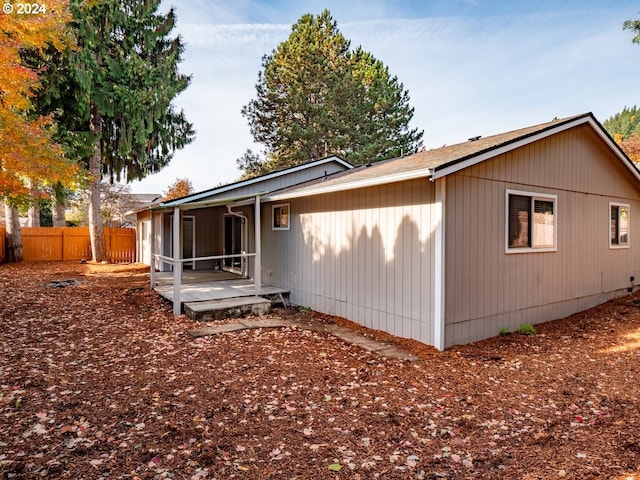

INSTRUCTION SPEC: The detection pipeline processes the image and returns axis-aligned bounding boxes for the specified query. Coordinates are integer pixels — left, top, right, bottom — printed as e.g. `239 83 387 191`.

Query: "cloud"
131 2 640 193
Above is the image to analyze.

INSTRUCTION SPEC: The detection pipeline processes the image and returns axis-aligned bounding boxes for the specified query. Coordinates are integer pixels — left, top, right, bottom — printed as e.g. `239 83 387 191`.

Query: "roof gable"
430 113 639 180
266 113 639 201
161 155 352 208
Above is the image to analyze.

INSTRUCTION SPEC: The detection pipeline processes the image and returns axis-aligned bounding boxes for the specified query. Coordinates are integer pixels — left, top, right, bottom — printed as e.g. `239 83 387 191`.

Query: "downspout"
254 195 261 296
432 175 446 351
149 209 156 288
226 205 248 277
172 206 182 315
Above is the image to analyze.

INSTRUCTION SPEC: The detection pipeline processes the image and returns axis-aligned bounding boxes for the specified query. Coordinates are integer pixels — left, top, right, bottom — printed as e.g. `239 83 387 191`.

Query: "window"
272 203 290 230
610 203 630 248
506 189 557 253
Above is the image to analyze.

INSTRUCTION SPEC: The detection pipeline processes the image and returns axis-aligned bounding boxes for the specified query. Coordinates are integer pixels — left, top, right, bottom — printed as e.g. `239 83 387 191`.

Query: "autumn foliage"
163 177 194 200
0 0 78 202
619 133 640 164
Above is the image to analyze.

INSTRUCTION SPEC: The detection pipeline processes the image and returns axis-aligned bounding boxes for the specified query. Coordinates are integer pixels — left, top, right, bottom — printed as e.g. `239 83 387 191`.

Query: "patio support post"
254 195 261 296
150 211 156 288
172 206 182 315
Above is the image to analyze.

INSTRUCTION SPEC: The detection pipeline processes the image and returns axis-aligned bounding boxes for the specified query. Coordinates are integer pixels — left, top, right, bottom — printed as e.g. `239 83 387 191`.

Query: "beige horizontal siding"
262 178 437 346
444 124 640 347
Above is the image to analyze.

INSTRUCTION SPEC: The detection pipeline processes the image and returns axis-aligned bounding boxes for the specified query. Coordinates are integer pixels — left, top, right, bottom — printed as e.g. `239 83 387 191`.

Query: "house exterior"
139 113 640 350
136 155 352 274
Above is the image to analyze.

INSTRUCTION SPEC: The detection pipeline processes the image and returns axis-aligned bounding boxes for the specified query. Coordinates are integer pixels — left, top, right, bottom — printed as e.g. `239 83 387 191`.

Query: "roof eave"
265 167 433 202
430 113 640 183
152 192 267 212
161 155 353 207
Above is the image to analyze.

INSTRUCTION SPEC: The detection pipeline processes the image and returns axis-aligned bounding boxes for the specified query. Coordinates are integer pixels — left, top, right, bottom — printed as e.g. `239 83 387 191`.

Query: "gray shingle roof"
266 113 638 200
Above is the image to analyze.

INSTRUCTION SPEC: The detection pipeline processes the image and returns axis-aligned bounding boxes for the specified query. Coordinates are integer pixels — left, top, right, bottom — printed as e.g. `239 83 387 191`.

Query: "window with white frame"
506 189 557 252
610 202 629 248
272 203 290 230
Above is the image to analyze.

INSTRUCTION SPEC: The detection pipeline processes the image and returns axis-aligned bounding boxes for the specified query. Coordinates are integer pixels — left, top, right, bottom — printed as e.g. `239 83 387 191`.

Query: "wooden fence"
2 227 136 263
0 227 5 263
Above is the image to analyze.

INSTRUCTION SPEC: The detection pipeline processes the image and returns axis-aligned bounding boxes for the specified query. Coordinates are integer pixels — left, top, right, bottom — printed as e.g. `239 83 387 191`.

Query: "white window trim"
609 202 630 249
505 189 558 254
272 203 290 231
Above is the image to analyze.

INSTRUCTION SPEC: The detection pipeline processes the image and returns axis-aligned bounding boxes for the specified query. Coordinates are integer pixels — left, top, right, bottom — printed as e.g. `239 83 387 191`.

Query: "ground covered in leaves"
2 262 640 479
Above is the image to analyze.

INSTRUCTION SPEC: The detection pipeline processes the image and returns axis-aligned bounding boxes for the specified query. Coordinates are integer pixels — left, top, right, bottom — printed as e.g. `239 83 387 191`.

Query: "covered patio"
149 193 270 315
153 270 289 304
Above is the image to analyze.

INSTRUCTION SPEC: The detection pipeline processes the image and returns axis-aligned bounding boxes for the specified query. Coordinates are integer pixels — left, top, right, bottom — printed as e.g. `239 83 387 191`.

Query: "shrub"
517 323 536 335
499 327 511 336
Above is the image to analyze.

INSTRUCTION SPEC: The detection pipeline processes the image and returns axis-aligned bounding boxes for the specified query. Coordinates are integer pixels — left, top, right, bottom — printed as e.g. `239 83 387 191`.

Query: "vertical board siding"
262 179 437 346
18 227 135 262
444 124 640 347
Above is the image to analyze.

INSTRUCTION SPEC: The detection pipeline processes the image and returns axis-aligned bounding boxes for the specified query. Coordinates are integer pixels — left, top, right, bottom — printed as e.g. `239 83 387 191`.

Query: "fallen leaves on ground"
1 262 640 479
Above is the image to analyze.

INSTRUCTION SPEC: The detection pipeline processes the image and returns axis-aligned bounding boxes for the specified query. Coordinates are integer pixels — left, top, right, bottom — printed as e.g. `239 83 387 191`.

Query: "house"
136 154 352 274
138 113 640 350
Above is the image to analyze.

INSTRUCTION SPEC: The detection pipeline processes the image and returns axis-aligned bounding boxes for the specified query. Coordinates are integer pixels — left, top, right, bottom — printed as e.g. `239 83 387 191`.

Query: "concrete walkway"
188 317 420 362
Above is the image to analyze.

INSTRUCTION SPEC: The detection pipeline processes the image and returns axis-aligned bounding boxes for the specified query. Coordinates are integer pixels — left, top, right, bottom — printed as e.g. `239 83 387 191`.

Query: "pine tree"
241 9 422 174
603 106 640 141
65 0 194 261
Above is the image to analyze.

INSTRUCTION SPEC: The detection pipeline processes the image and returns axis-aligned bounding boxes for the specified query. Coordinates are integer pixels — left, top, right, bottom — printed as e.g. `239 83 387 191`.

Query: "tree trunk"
52 183 67 227
88 104 107 262
52 199 66 227
27 204 40 227
4 202 23 262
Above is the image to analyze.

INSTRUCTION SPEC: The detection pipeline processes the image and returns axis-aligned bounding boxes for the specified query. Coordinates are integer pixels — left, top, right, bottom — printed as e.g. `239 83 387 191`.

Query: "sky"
129 0 640 194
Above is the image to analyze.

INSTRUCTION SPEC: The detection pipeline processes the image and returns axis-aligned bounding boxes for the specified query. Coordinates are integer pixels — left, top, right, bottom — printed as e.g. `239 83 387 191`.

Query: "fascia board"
265 168 432 202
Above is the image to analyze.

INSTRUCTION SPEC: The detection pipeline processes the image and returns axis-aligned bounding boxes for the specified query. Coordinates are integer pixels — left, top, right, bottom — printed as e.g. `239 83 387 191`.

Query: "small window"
272 203 290 230
506 189 557 253
610 203 630 248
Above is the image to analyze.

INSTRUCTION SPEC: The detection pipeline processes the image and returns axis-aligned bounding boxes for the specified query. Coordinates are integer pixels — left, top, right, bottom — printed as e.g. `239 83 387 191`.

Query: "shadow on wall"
290 194 436 345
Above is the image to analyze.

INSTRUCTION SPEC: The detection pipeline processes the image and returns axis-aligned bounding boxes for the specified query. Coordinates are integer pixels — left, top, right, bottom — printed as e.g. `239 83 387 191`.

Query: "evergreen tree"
41 0 194 261
624 17 640 44
241 9 422 174
603 106 640 141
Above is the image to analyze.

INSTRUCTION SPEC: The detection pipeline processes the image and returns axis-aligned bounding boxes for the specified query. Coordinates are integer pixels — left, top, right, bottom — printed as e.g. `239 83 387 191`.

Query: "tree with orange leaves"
620 134 640 164
0 0 79 260
0 0 78 199
603 107 640 165
163 178 194 201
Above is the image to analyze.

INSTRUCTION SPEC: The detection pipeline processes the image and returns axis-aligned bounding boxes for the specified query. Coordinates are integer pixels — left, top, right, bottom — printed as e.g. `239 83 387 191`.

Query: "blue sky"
130 0 640 193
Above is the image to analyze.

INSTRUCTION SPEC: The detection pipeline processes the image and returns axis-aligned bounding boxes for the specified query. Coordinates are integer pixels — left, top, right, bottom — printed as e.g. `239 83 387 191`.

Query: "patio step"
184 296 272 321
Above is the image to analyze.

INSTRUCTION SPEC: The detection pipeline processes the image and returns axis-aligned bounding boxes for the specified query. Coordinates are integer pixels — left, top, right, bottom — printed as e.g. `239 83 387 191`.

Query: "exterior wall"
144 159 347 271
444 124 640 347
136 210 152 265
262 178 438 346
134 210 160 267
158 205 255 274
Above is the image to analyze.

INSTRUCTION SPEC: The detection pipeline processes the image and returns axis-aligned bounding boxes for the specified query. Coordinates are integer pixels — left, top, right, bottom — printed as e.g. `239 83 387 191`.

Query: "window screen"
272 204 290 230
611 204 629 247
508 194 531 248
506 190 557 252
